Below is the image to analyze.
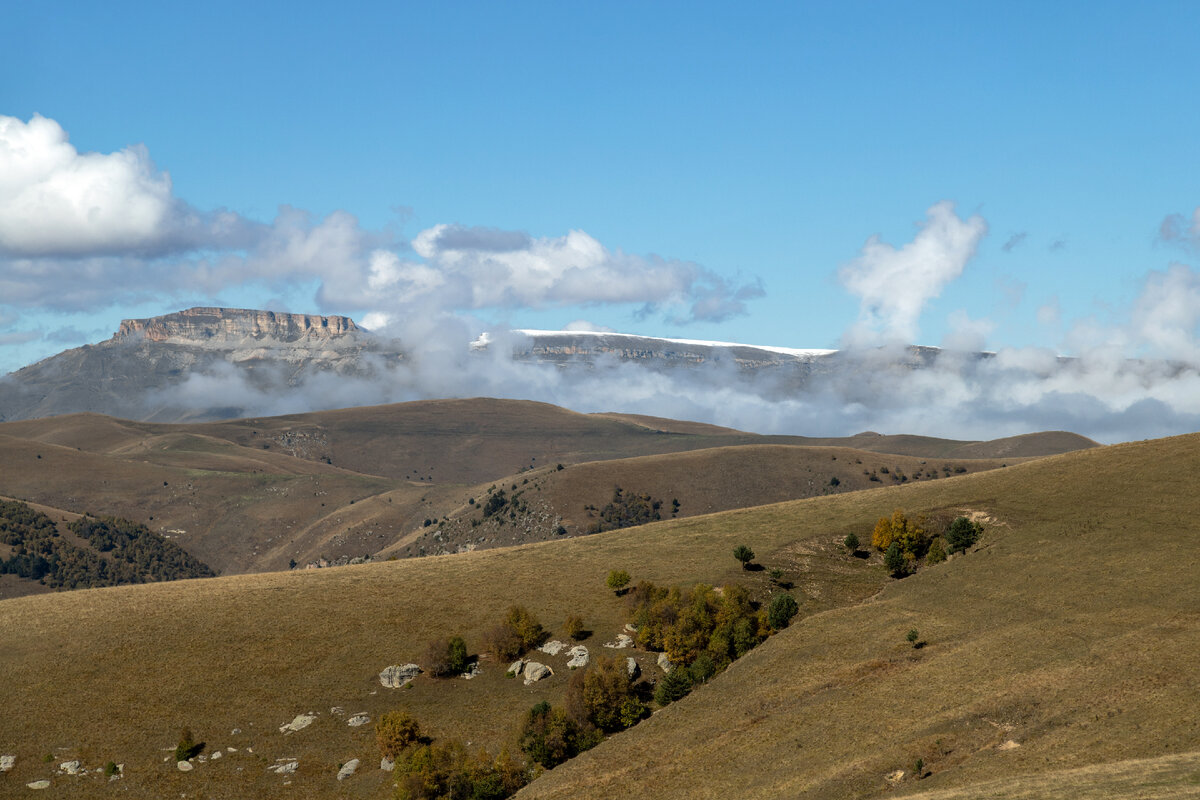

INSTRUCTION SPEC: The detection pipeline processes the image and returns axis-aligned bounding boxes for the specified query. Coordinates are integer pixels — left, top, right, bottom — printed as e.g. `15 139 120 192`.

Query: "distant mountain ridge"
2 306 969 424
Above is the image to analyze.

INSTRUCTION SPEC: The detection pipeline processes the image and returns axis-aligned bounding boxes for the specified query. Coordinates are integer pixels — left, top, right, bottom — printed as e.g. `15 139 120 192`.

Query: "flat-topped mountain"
0 307 399 423
114 307 360 344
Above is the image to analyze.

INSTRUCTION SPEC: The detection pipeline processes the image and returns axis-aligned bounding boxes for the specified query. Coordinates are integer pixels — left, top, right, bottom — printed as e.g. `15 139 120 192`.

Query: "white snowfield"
479 329 839 360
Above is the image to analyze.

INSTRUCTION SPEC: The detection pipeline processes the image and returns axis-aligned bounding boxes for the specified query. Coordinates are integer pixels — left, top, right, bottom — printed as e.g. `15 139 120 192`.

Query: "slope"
0 433 1196 797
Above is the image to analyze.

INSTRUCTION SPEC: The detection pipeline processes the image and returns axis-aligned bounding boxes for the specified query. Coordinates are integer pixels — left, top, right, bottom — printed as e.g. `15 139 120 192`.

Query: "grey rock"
507 659 525 677
58 761 82 775
522 662 553 685
337 759 360 781
566 645 589 669
657 652 672 672
380 758 395 772
538 640 566 656
0 755 14 772
347 713 370 727
268 759 299 775
26 780 51 789
460 662 480 679
379 663 422 688
279 713 317 734
626 657 640 679
603 634 633 649
176 760 193 772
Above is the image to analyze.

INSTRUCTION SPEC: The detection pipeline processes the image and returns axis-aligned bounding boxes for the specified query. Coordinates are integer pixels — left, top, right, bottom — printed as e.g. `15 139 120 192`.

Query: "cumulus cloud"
0 114 260 258
0 115 760 331
1159 207 1200 251
838 201 987 346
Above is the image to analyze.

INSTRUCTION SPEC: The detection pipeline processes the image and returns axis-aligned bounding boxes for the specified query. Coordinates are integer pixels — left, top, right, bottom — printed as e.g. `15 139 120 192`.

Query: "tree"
654 666 693 705
945 516 980 553
424 635 469 677
843 532 860 553
733 544 755 570
579 656 644 732
906 629 920 648
376 710 421 759
884 542 907 577
926 537 947 564
606 569 631 595
767 592 799 630
563 614 585 640
519 702 585 769
872 515 894 550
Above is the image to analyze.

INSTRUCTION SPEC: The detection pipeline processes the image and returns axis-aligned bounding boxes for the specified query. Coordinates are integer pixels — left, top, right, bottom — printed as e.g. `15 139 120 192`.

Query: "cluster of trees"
483 605 546 661
0 501 213 589
377 711 528 800
871 509 983 577
585 487 665 534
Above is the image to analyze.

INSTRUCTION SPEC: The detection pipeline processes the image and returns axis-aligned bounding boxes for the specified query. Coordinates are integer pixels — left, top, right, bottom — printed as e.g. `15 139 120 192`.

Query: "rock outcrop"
115 307 359 344
379 664 422 688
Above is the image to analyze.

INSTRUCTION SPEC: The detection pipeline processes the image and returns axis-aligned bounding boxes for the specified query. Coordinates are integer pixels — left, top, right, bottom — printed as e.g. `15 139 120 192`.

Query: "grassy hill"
0 431 1195 798
0 399 1082 584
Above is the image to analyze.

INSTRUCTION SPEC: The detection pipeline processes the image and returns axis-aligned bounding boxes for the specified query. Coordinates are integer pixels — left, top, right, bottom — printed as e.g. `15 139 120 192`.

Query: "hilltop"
0 428 1195 798
0 398 1093 585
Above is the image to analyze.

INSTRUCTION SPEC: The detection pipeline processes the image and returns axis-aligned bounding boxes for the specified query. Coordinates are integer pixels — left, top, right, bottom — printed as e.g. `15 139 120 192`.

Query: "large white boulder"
379 664 422 688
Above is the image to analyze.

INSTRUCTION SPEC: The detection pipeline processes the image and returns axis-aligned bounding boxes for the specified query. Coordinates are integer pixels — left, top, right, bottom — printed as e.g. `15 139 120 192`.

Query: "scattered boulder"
539 640 567 656
623 623 638 633
997 740 1021 750
657 652 672 673
268 759 299 775
210 751 222 760
177 760 193 772
58 760 83 775
603 634 633 649
461 662 480 679
279 713 317 734
567 645 589 669
885 769 905 783
523 662 553 685
337 759 360 781
507 660 525 677
379 664 422 688
26 780 51 789
626 657 640 679
380 757 395 772
330 706 345 716
347 713 371 727
0 755 14 772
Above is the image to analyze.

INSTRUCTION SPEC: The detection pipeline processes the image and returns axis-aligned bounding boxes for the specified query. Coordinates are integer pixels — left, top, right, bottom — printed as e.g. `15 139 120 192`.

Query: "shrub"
688 652 716 684
654 666 693 705
174 727 202 762
376 710 421 759
484 605 545 660
397 740 527 800
733 544 755 569
884 542 907 577
843 532 860 552
424 635 469 677
926 537 947 564
606 569 631 594
906 629 920 648
563 614 585 640
519 702 589 769
767 593 800 630
104 761 119 777
945 516 981 553
577 655 645 732
505 606 545 649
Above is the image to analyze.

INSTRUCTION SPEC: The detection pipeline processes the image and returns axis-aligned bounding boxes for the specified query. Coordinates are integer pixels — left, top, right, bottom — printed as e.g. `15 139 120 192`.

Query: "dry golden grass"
1 433 1197 798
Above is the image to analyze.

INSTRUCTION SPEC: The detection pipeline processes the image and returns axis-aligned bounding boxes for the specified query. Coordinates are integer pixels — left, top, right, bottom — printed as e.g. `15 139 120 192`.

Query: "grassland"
0 429 1196 798
0 399 1080 584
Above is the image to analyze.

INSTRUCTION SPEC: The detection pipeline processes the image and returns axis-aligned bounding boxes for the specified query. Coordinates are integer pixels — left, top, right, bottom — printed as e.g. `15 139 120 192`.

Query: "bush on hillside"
567 655 646 733
396 740 527 800
945 516 982 553
654 666 693 706
767 592 800 630
424 636 469 677
518 701 593 769
483 606 545 660
733 544 755 569
926 537 947 564
884 542 907 578
563 614 585 641
606 569 631 595
376 710 421 759
175 727 202 762
843 532 860 553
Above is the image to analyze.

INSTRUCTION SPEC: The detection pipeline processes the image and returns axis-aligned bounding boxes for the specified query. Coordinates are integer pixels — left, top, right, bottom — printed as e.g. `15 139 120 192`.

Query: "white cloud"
839 201 987 346
1129 264 1200 361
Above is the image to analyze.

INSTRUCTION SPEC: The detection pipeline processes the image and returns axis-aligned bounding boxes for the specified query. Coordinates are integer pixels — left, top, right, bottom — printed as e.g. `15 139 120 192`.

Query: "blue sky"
3 1 1200 378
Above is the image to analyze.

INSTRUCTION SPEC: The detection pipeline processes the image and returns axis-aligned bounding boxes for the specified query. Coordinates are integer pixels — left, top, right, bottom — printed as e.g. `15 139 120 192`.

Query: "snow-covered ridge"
486 329 838 359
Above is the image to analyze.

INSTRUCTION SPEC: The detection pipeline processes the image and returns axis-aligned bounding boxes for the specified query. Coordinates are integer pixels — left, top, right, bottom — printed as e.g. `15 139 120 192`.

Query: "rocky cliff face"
115 307 359 345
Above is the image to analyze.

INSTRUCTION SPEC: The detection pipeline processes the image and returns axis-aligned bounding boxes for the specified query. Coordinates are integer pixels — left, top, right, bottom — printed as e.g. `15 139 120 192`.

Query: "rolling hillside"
0 431 1195 798
0 399 1088 585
